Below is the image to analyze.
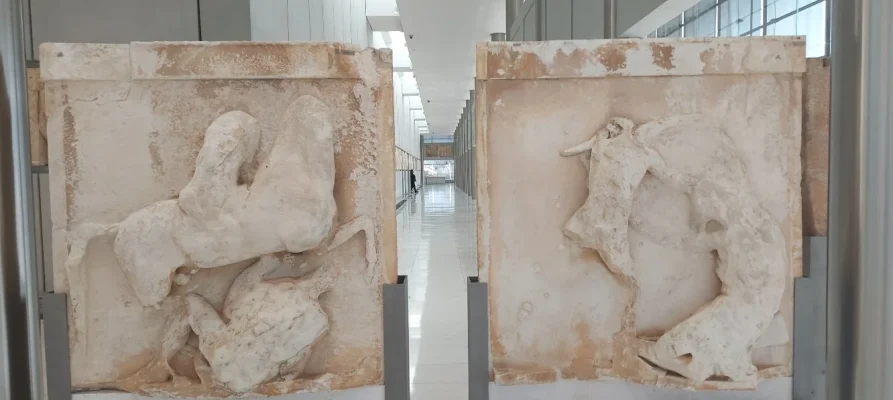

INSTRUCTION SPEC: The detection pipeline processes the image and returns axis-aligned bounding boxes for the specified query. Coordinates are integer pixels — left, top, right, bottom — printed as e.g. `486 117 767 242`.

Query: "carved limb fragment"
628 118 788 383
563 115 790 384
147 255 337 393
322 215 378 283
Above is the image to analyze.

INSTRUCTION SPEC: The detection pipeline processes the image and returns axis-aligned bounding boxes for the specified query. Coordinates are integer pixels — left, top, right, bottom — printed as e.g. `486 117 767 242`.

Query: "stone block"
476 38 804 394
27 67 48 166
802 58 829 236
42 42 396 397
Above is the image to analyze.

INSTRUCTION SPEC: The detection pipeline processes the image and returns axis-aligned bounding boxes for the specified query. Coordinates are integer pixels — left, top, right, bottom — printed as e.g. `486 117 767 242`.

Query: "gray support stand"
383 275 409 400
792 236 828 400
40 293 72 400
1 0 45 397
467 277 489 400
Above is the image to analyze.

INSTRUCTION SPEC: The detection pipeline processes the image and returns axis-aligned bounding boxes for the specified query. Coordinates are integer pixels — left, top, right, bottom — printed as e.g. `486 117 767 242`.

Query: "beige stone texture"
27 67 48 166
476 38 804 392
42 42 396 397
802 58 829 236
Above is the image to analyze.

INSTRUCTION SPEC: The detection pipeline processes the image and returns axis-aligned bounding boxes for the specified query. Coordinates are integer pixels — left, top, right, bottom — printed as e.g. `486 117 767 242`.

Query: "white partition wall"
391 71 422 202
250 1 425 204
250 0 371 46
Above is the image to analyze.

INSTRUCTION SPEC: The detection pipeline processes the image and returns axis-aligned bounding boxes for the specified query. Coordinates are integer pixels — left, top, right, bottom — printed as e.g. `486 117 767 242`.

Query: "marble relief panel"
42 42 396 398
476 38 805 394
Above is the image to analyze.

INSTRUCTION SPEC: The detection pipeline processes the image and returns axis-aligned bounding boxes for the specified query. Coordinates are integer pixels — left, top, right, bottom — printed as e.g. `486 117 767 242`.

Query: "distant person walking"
410 170 419 194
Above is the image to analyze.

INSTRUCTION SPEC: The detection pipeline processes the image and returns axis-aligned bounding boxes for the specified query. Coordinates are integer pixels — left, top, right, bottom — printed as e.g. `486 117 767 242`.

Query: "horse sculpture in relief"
561 115 787 383
63 95 377 393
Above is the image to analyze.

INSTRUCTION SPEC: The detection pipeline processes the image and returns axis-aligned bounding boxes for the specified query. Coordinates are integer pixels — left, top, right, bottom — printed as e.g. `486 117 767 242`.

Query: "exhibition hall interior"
0 0 890 399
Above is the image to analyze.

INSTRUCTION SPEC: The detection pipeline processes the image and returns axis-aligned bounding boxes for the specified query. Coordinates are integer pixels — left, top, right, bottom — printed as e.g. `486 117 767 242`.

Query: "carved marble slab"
27 67 48 166
42 42 396 397
476 38 804 394
802 58 829 236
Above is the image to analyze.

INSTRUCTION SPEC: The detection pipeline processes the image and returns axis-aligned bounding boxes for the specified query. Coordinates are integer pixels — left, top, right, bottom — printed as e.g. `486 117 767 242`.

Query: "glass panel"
684 8 698 25
767 14 797 35
767 0 798 22
655 14 683 38
798 1 827 57
698 7 717 37
748 8 763 35
423 160 454 180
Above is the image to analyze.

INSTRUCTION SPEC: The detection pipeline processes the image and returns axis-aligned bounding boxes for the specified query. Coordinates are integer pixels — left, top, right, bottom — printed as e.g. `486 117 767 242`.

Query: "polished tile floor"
396 184 477 400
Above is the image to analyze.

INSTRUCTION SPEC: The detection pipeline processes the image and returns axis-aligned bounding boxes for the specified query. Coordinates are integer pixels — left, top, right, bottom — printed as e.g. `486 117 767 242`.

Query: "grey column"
383 276 409 400
461 107 467 192
455 125 460 189
468 90 477 199
460 113 464 191
199 0 251 41
604 0 618 39
420 135 426 187
466 98 472 196
467 97 470 196
461 102 466 194
506 0 523 34
464 105 468 193
457 123 461 189
470 90 476 200
826 0 893 399
0 0 44 398
456 123 461 190
467 278 489 400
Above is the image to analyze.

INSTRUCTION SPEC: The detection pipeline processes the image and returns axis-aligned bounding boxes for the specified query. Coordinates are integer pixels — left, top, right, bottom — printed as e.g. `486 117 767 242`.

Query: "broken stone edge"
477 37 807 80
40 42 393 82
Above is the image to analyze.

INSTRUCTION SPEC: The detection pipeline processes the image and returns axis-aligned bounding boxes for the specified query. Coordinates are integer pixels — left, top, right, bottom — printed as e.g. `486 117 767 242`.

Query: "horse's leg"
321 215 378 283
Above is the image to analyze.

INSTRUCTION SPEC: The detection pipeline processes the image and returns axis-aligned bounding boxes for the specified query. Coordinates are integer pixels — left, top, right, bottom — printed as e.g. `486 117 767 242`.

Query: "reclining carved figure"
561 115 787 383
133 254 339 393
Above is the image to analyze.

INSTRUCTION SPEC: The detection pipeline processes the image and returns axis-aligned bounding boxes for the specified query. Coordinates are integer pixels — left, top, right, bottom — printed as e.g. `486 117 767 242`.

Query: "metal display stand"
40 293 72 400
1 0 45 398
467 277 488 400
383 275 409 400
793 237 828 400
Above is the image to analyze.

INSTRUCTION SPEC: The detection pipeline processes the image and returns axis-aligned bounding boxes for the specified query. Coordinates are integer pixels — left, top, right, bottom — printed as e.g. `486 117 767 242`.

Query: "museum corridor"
396 184 476 399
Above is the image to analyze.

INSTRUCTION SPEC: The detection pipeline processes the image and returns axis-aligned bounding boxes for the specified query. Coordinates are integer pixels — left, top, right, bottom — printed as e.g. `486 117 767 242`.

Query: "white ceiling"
392 0 505 135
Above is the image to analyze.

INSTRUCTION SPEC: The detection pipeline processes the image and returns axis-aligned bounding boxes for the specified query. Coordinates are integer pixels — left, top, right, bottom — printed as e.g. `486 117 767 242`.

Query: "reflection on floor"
397 184 477 400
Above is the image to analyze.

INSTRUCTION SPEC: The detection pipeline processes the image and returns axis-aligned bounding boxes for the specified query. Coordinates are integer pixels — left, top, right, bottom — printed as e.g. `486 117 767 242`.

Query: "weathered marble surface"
802 58 829 236
476 38 804 392
72 385 383 400
27 67 48 166
43 42 396 397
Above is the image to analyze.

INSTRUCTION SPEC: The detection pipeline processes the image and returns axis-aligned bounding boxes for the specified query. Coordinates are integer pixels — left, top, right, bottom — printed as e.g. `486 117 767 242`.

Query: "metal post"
490 32 506 42
506 0 523 36
0 0 44 398
604 0 617 39
467 277 489 400
470 89 475 200
760 0 768 36
827 0 893 399
383 276 409 400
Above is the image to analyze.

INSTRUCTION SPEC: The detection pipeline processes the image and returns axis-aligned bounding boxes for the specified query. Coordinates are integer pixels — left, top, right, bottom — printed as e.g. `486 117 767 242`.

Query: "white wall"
391 71 422 201
392 72 421 160
250 0 371 46
250 1 421 201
